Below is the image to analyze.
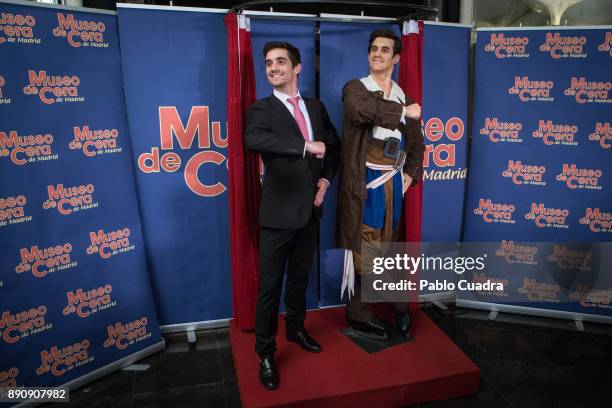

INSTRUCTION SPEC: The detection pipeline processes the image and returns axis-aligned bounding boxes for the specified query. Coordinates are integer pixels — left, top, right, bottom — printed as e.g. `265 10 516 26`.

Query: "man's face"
265 48 301 89
368 37 399 73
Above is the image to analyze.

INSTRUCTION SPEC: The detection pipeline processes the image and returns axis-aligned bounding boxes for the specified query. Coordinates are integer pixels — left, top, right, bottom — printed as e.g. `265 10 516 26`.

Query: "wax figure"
245 41 340 390
336 29 425 340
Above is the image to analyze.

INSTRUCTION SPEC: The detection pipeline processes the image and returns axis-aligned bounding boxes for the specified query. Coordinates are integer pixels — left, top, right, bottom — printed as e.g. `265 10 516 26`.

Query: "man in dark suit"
245 41 340 391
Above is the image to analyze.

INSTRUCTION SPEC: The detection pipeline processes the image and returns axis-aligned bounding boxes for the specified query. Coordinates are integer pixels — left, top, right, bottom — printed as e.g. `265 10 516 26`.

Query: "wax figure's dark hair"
368 29 402 56
263 41 301 67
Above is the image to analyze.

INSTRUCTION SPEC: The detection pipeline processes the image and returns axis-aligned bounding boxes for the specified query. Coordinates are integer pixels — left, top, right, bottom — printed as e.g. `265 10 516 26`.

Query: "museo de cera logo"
0 367 19 388
22 70 84 104
36 339 94 377
508 76 554 102
42 183 98 215
0 74 10 104
15 242 77 278
68 125 121 157
52 13 108 48
589 122 611 149
480 117 523 143
0 130 58 165
517 278 560 302
539 33 587 59
0 305 51 344
63 284 116 318
103 316 152 351
547 245 591 271
86 227 134 259
0 194 32 227
597 32 612 57
137 106 228 197
496 240 538 265
502 160 546 186
421 117 466 181
570 284 612 309
0 12 40 45
524 202 569 229
579 207 611 233
532 120 578 146
555 164 603 190
484 33 529 58
473 199 516 224
564 77 611 104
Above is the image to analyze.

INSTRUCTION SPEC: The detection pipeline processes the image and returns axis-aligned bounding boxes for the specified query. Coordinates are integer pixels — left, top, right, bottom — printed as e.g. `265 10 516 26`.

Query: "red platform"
230 307 480 408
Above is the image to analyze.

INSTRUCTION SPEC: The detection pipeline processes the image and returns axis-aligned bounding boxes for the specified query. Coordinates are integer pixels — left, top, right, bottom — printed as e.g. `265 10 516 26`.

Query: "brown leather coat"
336 79 425 252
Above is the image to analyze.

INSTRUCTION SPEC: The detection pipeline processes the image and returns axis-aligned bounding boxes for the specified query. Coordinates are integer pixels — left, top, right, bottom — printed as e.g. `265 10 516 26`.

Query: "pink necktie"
287 96 309 140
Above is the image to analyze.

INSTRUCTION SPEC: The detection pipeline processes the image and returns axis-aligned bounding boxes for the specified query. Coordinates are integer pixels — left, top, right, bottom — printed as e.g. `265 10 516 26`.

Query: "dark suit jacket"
245 94 340 229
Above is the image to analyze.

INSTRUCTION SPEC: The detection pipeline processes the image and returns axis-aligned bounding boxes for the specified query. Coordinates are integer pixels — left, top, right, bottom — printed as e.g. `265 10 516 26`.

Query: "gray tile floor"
45 306 612 407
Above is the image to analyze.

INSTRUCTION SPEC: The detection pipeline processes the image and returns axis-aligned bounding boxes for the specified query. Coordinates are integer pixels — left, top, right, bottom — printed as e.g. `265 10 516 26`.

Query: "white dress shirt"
273 89 313 141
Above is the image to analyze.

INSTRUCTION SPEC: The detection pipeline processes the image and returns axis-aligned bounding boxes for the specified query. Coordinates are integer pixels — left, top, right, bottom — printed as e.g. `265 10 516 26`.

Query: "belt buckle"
383 137 400 160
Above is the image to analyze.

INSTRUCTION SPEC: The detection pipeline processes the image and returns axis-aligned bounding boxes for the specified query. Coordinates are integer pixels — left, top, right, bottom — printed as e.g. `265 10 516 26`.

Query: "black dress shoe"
286 329 322 353
396 310 412 337
345 316 389 340
259 356 279 391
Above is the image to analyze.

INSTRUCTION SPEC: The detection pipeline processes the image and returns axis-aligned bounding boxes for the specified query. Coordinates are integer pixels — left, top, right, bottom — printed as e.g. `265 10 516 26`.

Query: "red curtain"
225 13 260 330
398 20 424 312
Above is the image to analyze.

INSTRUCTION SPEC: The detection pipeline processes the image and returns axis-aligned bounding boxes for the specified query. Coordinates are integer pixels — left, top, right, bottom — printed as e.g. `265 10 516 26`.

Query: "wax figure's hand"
305 141 326 158
314 179 329 207
403 172 413 193
404 103 421 120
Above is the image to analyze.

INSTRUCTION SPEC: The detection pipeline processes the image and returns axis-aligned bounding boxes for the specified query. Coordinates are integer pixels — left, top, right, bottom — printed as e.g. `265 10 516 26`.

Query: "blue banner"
117 6 231 326
421 23 470 242
462 27 612 316
0 0 162 393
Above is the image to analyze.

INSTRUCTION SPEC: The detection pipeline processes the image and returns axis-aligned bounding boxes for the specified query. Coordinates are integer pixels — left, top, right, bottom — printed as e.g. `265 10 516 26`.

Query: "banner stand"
13 341 164 408
460 25 612 326
456 300 612 328
1 0 165 396
161 319 231 334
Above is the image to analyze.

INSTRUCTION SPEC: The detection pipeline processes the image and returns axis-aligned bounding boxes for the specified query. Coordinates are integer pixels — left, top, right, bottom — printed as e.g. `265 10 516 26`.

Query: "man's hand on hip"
314 178 329 207
305 141 326 158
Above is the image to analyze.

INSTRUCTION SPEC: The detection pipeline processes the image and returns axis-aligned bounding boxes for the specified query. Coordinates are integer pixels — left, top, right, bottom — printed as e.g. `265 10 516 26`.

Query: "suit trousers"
255 216 317 357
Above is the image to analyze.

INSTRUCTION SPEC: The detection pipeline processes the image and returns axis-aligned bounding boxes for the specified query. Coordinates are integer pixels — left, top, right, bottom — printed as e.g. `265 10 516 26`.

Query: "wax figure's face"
265 48 301 91
368 37 399 74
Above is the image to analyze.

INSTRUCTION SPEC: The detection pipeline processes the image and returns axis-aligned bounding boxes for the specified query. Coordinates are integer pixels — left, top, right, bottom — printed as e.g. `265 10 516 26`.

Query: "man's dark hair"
263 41 301 67
368 29 402 56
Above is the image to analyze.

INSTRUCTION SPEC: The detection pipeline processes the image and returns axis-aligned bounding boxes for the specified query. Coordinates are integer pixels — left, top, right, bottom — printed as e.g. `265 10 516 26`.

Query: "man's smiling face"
265 48 301 90
368 37 399 74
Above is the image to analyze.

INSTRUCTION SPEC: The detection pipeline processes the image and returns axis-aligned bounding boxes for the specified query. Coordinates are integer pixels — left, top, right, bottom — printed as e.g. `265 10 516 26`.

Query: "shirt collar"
364 74 405 104
273 89 302 103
